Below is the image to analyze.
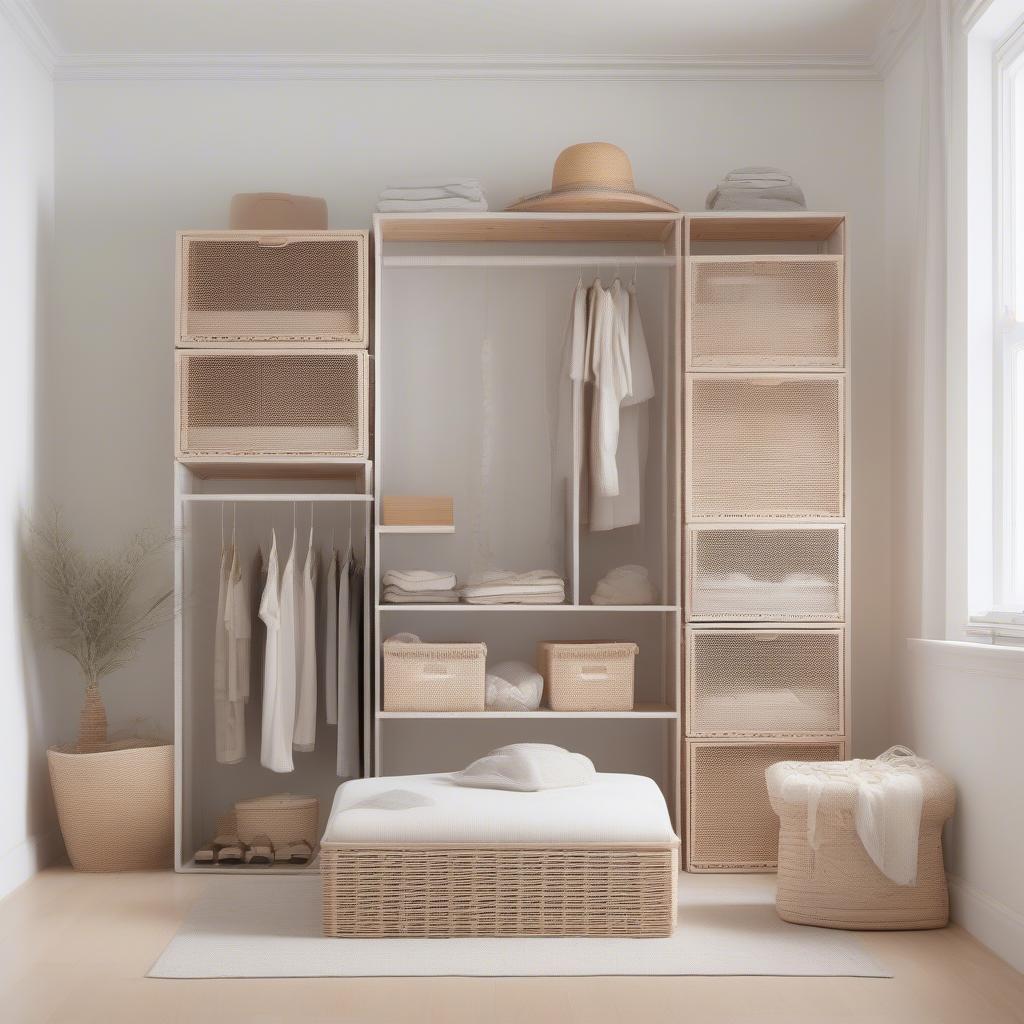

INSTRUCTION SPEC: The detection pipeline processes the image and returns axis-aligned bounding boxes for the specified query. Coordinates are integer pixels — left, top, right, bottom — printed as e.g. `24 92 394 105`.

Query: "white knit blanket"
766 747 928 886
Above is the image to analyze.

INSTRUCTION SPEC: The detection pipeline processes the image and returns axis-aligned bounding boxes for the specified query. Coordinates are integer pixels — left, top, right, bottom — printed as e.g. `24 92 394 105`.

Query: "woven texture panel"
688 527 843 621
686 741 842 872
771 770 954 929
235 797 319 849
687 629 842 737
180 234 366 345
177 351 367 457
690 257 843 368
382 642 487 711
539 642 637 711
689 376 843 519
321 844 678 937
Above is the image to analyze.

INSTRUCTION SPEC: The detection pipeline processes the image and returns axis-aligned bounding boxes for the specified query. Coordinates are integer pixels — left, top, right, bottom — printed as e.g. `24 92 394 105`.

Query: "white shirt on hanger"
321 546 338 726
337 544 362 779
259 530 295 773
293 527 318 753
213 545 245 765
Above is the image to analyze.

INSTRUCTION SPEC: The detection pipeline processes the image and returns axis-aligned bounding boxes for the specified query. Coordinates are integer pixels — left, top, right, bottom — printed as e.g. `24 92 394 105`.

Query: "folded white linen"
455 744 595 792
376 197 489 212
706 182 806 211
460 583 565 598
485 662 544 711
382 569 457 592
462 592 565 605
591 564 656 605
383 587 459 604
724 166 793 186
384 178 482 190
379 185 483 201
462 569 564 588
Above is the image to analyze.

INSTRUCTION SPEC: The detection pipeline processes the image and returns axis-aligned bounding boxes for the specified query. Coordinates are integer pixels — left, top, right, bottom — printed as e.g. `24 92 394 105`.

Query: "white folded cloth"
462 592 565 605
460 569 565 605
383 586 459 604
380 183 483 202
590 564 656 606
706 166 806 211
384 178 482 190
376 197 489 213
724 166 793 187
382 569 457 592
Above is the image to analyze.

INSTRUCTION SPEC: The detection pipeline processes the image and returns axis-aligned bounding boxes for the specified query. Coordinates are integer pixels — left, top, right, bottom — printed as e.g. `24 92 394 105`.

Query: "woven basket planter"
47 741 173 872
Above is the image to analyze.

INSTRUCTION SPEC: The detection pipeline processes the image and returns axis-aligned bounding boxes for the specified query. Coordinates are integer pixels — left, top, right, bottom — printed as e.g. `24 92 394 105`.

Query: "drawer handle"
579 666 609 682
421 667 453 681
257 237 292 248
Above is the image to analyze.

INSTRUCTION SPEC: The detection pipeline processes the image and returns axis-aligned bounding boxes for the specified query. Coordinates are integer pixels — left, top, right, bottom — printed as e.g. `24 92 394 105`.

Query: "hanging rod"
382 255 676 268
181 493 373 503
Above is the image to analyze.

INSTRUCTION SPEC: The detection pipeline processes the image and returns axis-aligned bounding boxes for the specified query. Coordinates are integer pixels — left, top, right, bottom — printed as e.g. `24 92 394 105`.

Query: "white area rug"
149 874 889 978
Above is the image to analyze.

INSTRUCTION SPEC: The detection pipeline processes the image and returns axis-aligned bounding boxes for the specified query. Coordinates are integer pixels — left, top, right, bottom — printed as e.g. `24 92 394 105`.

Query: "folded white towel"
462 569 564 588
384 178 481 190
383 587 459 604
382 569 457 592
379 185 483 202
462 593 565 605
376 197 489 213
724 166 793 185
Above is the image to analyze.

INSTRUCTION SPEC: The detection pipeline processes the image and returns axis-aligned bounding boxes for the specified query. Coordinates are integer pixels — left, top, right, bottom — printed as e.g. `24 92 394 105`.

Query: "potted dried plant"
27 511 175 871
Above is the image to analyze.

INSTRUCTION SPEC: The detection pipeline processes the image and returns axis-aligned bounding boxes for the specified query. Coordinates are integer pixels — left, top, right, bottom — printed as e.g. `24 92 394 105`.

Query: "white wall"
0 13 59 897
48 75 891 757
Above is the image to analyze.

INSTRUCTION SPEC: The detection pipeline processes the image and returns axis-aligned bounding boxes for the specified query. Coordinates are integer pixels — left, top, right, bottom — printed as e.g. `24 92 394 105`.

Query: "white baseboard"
949 874 1024 973
0 829 64 900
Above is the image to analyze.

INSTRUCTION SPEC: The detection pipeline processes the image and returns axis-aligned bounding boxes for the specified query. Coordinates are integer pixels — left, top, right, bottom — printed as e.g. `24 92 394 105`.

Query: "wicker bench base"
321 842 679 937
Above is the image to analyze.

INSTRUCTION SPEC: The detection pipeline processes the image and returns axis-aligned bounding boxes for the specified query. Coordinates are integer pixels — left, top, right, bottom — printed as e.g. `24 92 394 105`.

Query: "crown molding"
0 0 60 71
50 51 881 83
872 0 926 78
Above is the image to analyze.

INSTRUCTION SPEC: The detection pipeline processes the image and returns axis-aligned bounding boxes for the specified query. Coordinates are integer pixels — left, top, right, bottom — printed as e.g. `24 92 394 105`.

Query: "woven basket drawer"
688 255 843 369
234 794 319 849
539 642 637 711
687 374 844 520
176 349 368 458
686 628 843 737
382 641 486 712
687 525 844 622
686 740 845 872
177 231 367 346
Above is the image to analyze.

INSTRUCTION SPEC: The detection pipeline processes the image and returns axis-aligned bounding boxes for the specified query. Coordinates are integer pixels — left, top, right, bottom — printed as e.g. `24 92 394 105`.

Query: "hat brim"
506 189 678 214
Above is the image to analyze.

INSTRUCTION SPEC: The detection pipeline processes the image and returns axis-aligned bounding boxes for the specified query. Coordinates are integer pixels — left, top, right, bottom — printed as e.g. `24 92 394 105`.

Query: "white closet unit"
372 213 683 832
681 212 850 873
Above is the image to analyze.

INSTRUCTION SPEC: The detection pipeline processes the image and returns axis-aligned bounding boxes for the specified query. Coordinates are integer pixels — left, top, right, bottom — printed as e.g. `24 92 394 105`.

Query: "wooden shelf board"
377 212 677 244
379 525 455 534
378 703 677 720
378 603 677 612
687 213 844 243
178 457 370 480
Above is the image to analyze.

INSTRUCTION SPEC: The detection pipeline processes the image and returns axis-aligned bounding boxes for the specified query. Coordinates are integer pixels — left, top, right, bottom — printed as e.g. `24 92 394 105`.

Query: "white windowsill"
908 637 1024 679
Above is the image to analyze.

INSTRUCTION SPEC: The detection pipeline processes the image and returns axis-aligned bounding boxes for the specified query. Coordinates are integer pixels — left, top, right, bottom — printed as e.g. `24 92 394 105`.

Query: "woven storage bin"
685 739 844 872
538 642 637 711
382 641 486 711
687 525 844 622
686 628 843 737
177 231 367 346
176 349 368 458
235 794 319 849
687 374 844 520
688 255 843 369
47 742 173 872
768 759 955 929
321 841 679 937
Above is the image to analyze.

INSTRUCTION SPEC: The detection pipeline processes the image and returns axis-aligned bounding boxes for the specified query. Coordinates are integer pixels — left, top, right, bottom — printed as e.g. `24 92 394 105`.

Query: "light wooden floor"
1 868 1021 1024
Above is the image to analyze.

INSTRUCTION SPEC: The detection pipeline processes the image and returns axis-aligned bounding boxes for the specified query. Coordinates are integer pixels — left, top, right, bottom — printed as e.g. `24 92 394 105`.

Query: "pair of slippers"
195 835 314 866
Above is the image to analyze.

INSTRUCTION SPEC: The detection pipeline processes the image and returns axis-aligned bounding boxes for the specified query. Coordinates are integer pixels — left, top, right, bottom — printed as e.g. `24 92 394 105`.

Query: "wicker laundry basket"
382 641 487 711
234 794 319 849
767 755 956 929
539 642 637 711
47 741 173 872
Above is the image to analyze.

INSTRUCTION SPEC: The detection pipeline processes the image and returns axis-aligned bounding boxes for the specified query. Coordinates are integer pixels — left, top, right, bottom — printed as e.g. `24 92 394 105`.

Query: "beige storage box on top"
235 794 320 850
539 642 637 712
177 230 368 347
382 641 487 712
381 496 455 528
175 349 368 459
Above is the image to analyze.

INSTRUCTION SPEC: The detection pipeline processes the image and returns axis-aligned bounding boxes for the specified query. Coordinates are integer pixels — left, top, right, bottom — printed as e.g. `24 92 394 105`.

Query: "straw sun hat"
507 142 677 214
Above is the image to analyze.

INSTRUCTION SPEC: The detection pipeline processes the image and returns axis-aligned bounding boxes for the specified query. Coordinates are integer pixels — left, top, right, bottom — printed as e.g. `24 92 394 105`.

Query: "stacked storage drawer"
683 249 848 872
174 231 369 463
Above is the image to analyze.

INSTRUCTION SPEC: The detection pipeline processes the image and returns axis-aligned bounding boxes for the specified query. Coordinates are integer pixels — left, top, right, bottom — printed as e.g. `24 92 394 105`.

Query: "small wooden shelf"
378 603 677 612
379 525 455 534
178 456 370 480
377 212 678 244
378 703 677 720
687 212 844 243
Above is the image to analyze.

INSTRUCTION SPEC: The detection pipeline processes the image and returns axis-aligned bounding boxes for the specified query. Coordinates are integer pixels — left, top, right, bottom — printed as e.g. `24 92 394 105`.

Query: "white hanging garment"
338 553 363 779
217 544 250 762
335 541 357 777
321 545 339 726
259 530 295 773
550 280 588 529
213 544 245 765
586 280 632 500
293 526 318 753
590 282 655 531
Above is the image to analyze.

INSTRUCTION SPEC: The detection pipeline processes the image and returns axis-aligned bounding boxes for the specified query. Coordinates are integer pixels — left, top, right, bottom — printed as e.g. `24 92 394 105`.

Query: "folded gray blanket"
706 182 806 211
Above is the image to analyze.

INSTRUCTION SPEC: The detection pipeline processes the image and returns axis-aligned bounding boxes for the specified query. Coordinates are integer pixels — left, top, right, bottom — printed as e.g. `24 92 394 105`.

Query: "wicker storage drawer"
175 349 368 458
382 641 486 711
234 794 319 849
685 739 844 872
687 525 844 622
688 255 844 369
177 231 368 346
686 628 844 737
687 374 844 520
538 642 637 711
